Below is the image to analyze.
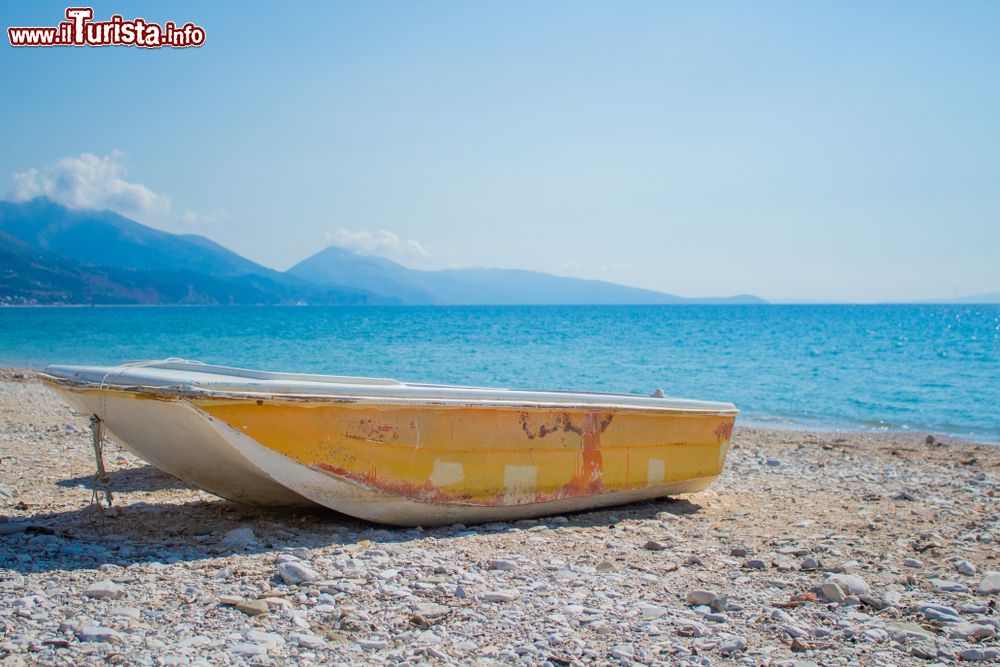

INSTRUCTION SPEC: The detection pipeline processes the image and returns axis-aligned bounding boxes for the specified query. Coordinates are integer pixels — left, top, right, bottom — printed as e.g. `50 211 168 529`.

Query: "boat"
40 360 737 526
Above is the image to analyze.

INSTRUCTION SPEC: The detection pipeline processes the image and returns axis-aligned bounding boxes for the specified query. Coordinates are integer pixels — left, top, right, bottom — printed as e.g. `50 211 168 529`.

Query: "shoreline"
2 366 996 447
1 370 998 665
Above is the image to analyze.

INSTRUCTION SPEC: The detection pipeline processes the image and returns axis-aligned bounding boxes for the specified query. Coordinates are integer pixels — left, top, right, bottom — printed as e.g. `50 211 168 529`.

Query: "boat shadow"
55 464 192 493
1 490 702 575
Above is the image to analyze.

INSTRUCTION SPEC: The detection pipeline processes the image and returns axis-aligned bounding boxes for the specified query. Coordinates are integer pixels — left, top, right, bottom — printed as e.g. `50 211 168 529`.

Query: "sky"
2 1 998 302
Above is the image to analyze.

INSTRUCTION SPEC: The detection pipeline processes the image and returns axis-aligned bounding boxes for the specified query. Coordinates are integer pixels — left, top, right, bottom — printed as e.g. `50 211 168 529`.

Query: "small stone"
246 630 285 650
826 574 869 595
235 599 269 616
859 595 889 611
638 604 669 620
948 622 995 641
955 560 976 576
930 578 969 593
83 580 125 600
291 633 326 649
643 540 667 551
744 559 767 570
357 638 388 649
718 635 747 655
482 589 519 602
976 571 1000 595
490 559 517 571
454 584 467 599
229 643 267 657
77 626 121 643
887 620 934 642
782 624 808 638
107 607 140 620
958 648 1000 662
800 557 819 571
596 559 616 573
686 590 719 606
221 527 256 549
610 645 634 659
820 583 846 603
277 561 320 584
413 602 451 620
730 546 749 557
766 457 782 466
904 558 923 568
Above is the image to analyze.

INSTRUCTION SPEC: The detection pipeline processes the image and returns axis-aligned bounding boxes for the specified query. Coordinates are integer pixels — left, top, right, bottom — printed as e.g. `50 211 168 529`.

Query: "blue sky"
2 1 998 302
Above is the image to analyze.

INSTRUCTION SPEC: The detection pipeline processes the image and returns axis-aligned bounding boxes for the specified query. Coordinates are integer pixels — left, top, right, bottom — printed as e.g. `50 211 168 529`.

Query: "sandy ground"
0 369 998 666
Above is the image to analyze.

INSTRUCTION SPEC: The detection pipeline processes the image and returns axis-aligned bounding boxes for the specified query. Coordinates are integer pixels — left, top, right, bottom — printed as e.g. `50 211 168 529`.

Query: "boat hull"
44 372 735 526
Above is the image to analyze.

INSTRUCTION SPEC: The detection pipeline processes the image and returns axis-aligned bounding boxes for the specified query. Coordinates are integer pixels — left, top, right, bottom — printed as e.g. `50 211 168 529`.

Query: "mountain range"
0 198 767 306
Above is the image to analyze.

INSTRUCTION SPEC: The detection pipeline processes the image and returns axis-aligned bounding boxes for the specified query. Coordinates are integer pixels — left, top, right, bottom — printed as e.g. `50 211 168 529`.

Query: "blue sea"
0 305 997 443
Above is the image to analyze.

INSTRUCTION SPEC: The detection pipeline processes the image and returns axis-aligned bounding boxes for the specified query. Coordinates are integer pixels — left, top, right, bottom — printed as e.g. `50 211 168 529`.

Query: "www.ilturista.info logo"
8 7 205 48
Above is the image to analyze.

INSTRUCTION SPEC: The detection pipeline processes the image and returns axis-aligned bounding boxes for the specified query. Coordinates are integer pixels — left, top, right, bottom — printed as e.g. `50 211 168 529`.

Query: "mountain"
1 198 766 306
290 245 439 304
290 246 767 305
950 292 1000 304
911 292 1000 305
0 199 380 305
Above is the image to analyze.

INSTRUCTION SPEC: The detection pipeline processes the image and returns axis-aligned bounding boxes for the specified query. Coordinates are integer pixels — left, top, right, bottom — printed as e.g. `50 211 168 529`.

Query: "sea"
0 304 997 443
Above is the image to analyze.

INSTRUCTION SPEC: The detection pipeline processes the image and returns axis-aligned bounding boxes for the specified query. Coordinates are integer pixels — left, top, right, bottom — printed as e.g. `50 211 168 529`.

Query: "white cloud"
180 208 229 228
326 228 431 262
9 151 171 221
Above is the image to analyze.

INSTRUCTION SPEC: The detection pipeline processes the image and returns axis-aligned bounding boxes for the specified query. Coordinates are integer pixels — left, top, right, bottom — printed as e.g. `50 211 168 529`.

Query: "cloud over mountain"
9 151 171 222
325 228 430 263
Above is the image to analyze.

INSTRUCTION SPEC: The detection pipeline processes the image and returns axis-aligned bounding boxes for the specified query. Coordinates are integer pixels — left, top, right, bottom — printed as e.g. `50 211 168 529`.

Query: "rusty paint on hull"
194 399 733 508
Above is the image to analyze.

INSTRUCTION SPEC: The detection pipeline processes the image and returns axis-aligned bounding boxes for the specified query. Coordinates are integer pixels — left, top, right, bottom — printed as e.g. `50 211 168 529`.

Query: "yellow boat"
41 361 737 526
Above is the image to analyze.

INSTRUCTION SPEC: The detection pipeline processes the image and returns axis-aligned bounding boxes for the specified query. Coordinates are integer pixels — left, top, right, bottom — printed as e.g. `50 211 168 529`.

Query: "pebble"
820 582 847 603
276 560 320 584
291 633 326 649
718 635 747 655
83 579 126 600
826 573 870 595
234 599 269 616
482 589 520 602
643 540 667 551
107 606 141 620
490 558 517 570
958 647 1000 662
220 527 256 549
686 590 719 606
76 626 121 643
229 643 267 657
744 559 767 570
903 558 923 568
955 559 977 576
931 578 970 593
976 571 1000 595
948 622 995 641
1 376 998 667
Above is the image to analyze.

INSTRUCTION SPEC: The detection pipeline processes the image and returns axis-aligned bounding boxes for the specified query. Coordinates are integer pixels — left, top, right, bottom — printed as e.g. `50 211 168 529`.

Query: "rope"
89 414 113 508
89 358 200 510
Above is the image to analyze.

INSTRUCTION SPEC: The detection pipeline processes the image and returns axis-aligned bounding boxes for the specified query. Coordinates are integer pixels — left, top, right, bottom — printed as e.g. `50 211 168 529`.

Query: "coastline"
1 370 998 665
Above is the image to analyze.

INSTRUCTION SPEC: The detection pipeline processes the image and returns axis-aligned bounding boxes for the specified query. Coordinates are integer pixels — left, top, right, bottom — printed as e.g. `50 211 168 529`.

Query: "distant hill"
1 197 767 306
0 199 379 305
913 292 1000 305
950 292 1000 304
290 246 766 305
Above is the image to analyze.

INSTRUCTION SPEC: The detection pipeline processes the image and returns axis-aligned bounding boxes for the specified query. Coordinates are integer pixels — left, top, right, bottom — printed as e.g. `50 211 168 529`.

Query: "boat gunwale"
40 375 740 416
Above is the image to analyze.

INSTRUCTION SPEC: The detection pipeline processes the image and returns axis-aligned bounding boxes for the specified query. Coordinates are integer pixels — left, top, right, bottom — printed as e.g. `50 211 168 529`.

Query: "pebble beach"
1 369 998 666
